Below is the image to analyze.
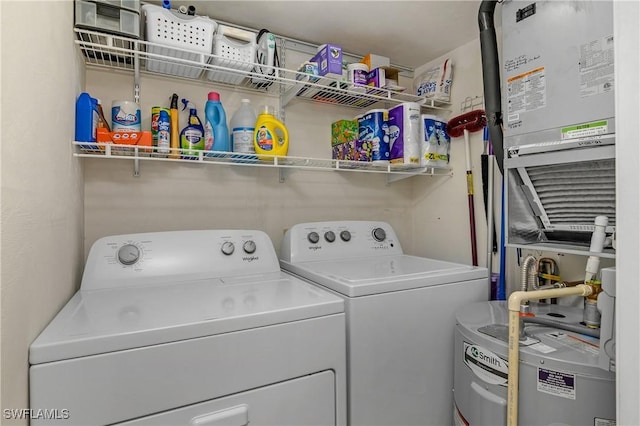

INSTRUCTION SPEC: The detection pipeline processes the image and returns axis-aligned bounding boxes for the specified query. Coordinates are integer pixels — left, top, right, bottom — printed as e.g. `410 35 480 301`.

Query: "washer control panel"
82 230 280 291
281 221 403 263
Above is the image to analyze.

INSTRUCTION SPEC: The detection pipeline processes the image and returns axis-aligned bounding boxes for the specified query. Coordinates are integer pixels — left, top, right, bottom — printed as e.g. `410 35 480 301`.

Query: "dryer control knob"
221 241 235 255
307 232 320 244
243 240 256 254
340 230 351 242
117 244 140 265
372 227 387 242
324 231 336 243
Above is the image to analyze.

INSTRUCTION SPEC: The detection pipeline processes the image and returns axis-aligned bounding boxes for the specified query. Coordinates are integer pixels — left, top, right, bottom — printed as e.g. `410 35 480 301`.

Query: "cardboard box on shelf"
360 54 390 70
312 44 343 79
366 67 400 89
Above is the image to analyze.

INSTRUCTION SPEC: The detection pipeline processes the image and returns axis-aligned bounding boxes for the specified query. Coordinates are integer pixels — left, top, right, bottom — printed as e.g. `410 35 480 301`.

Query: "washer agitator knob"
372 227 387 242
243 240 256 254
340 230 351 242
117 244 140 265
307 232 320 244
221 241 235 255
324 231 336 243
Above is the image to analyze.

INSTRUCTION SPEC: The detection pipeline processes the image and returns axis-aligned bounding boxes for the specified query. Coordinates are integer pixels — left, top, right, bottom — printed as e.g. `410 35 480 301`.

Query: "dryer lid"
29 271 343 364
281 254 487 297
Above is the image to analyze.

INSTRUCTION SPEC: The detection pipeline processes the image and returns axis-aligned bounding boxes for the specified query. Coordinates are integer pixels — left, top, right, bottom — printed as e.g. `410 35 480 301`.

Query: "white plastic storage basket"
207 25 257 85
141 4 216 78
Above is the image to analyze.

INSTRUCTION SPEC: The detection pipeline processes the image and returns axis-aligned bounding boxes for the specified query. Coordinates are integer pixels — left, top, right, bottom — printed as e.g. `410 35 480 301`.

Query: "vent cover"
506 144 616 249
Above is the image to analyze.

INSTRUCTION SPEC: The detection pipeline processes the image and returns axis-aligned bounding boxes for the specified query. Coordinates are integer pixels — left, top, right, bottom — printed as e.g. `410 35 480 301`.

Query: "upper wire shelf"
74 28 451 111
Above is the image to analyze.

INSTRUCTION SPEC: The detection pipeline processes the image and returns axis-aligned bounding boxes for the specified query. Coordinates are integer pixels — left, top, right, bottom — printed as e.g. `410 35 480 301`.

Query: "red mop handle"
467 170 478 266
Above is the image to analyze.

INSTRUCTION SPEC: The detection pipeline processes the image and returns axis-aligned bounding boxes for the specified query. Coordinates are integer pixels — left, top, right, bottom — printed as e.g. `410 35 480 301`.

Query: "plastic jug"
75 92 98 143
254 105 289 159
230 99 257 154
204 91 230 152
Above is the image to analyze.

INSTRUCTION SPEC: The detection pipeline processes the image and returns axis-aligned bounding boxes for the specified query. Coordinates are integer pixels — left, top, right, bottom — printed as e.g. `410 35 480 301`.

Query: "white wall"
0 1 84 422
614 1 640 423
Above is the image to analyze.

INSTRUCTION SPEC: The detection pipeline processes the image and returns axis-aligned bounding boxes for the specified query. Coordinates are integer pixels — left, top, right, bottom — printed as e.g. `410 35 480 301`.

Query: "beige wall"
411 38 493 265
83 68 418 258
0 1 84 423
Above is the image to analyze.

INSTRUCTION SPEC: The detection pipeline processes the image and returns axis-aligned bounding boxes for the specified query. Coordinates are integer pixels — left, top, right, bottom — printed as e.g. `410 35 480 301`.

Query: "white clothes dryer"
280 221 488 426
30 230 346 426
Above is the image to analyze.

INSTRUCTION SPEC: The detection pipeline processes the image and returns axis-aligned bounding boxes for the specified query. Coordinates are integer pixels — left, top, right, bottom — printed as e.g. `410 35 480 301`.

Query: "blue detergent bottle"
204 91 230 153
75 92 98 143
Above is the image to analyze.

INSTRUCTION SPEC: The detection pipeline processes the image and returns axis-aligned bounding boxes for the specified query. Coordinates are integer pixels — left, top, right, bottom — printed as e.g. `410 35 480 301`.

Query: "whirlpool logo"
242 256 259 262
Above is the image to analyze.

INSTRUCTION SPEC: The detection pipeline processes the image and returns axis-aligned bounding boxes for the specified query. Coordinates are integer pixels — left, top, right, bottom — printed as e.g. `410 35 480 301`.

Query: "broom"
447 110 487 266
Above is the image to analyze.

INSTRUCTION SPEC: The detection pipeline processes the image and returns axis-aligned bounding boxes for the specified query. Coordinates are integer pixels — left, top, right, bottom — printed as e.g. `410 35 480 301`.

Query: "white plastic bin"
142 4 216 79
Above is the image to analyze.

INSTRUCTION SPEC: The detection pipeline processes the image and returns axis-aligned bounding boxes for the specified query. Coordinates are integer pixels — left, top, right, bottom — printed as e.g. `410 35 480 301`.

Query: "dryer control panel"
281 221 403 263
82 230 280 290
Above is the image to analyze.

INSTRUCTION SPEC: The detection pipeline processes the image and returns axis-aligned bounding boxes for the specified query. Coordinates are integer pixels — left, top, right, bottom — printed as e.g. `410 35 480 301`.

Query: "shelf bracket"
133 147 140 177
278 168 287 183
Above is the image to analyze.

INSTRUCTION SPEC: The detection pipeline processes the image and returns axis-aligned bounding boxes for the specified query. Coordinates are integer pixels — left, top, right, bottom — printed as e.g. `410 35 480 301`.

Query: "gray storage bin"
75 0 140 39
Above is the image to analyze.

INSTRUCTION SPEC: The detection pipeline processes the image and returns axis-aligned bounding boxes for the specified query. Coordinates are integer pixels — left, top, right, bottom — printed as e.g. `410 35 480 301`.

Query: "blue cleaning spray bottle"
179 98 205 159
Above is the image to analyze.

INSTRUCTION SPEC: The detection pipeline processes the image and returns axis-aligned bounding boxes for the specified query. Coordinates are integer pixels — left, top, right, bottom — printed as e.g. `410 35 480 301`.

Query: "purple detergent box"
312 44 343 78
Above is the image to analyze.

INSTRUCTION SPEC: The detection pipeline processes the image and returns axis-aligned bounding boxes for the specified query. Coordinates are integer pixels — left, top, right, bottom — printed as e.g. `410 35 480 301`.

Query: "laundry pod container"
453 301 615 426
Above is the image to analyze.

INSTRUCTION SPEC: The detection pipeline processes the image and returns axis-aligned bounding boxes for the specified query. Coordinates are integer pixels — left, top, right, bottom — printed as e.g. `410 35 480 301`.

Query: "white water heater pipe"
506 284 594 426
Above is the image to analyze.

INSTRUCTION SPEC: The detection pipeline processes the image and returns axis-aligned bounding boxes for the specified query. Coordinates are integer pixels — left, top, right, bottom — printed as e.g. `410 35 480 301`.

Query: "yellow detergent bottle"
254 105 289 159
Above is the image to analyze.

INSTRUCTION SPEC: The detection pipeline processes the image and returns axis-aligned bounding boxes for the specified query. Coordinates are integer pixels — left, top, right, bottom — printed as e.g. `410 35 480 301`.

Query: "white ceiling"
152 1 486 69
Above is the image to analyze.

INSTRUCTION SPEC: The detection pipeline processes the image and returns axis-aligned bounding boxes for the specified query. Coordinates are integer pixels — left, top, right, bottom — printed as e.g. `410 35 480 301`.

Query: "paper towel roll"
388 102 421 164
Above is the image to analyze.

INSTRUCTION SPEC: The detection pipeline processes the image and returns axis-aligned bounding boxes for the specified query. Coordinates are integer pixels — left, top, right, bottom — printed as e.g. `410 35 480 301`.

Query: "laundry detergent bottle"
204 91 230 153
230 99 257 154
254 105 289 159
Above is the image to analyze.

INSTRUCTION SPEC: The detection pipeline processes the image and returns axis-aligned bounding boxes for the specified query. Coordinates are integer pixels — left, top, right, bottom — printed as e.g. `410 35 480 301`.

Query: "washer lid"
29 272 343 365
281 254 487 297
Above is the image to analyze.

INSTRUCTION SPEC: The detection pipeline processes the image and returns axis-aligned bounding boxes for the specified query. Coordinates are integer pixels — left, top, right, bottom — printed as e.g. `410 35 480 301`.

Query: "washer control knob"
340 230 351 242
324 231 336 243
372 227 387 242
221 241 235 256
243 240 256 254
307 232 320 244
118 244 140 265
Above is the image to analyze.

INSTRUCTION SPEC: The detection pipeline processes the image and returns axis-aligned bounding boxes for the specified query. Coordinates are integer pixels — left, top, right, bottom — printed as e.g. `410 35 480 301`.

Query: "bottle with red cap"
204 91 230 153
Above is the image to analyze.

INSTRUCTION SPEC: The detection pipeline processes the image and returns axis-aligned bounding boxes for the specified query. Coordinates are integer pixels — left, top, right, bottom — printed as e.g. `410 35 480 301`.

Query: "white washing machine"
30 230 347 426
280 221 489 426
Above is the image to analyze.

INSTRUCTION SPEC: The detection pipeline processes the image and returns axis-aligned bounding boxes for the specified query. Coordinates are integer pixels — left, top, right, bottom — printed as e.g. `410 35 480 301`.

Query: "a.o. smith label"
463 342 509 386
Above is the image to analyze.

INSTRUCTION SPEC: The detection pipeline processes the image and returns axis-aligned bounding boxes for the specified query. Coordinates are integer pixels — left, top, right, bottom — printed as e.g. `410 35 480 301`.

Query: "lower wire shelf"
73 141 452 182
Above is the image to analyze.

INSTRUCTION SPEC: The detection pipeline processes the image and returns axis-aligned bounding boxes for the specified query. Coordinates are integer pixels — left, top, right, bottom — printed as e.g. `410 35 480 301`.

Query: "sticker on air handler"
463 342 508 386
506 66 547 122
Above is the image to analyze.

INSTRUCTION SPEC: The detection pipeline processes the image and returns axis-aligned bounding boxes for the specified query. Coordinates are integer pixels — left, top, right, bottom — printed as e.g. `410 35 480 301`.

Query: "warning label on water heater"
537 368 576 400
506 66 547 122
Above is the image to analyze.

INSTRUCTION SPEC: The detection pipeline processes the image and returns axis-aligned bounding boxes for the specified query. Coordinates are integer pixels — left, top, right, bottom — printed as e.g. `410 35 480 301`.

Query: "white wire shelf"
73 142 452 181
74 28 451 111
